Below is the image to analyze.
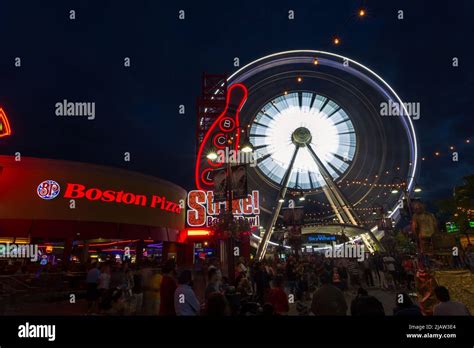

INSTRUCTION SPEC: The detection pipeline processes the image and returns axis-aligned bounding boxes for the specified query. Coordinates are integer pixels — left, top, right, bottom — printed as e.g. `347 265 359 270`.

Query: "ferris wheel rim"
227 50 419 219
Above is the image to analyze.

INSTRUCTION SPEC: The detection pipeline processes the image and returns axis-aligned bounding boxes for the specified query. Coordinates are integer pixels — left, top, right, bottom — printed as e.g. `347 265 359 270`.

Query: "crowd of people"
82 250 471 316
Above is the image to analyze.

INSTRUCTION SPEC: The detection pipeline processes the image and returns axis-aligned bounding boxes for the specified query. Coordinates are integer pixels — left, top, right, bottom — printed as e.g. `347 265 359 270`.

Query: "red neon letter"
122 193 135 205
187 190 206 226
102 190 116 202
150 195 162 208
85 188 102 201
64 183 86 199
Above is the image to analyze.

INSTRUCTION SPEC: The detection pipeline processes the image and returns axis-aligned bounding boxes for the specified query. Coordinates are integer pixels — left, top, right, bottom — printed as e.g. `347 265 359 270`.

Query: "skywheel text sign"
187 190 260 227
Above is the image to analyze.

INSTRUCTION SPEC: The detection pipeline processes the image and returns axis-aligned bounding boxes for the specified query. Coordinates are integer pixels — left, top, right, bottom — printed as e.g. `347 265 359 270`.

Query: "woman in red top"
266 275 289 315
159 259 177 316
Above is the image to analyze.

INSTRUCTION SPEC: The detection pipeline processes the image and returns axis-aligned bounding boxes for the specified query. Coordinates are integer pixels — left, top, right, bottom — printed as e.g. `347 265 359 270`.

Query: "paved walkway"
288 287 408 315
6 287 406 316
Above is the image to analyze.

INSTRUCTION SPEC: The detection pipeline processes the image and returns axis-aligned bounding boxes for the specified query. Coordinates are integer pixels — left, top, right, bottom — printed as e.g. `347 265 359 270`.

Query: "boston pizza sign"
37 180 181 214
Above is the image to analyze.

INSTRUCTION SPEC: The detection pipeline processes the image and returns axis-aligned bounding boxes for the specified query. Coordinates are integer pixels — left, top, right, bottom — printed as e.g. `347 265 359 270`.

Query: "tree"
435 174 474 241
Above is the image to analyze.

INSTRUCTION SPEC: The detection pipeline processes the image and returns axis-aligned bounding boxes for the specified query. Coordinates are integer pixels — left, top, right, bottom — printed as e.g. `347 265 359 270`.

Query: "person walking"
362 257 374 287
383 254 398 289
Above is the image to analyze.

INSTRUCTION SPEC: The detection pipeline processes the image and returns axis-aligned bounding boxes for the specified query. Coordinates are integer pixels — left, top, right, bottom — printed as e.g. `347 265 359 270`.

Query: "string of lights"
421 140 471 161
330 1 369 47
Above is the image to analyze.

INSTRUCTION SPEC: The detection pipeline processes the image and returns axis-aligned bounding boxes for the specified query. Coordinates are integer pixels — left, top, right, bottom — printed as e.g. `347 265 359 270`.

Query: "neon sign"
187 229 211 236
186 190 260 227
307 234 337 242
37 181 182 214
37 180 61 200
0 108 12 138
195 84 248 191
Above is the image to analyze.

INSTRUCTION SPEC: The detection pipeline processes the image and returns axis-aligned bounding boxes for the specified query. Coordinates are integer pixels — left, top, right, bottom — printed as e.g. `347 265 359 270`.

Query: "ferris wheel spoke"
333 153 351 163
295 170 300 187
253 144 270 151
319 98 329 112
333 118 351 126
253 121 270 129
307 171 315 189
309 93 317 109
256 153 272 164
326 160 344 177
262 112 275 121
326 106 342 119
337 131 355 136
311 95 327 112
270 102 281 114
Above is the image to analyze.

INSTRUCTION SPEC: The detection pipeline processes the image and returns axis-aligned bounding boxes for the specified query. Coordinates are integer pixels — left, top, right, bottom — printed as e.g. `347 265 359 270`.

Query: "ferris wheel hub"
292 127 312 147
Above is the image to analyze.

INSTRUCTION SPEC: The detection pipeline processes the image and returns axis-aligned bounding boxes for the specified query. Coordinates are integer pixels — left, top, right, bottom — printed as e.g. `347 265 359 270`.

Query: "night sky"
0 0 472 204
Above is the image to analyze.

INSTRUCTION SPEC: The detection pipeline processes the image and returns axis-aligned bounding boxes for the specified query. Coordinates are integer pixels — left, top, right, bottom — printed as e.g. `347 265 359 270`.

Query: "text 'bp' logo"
37 180 61 200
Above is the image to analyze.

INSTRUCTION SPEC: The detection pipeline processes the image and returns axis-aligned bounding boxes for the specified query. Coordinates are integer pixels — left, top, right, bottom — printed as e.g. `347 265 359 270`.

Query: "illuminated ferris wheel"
225 50 419 259
250 92 356 191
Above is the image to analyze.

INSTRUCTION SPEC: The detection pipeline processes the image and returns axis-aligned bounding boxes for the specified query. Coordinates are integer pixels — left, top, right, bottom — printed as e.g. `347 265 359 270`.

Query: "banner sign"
37 180 182 214
187 190 259 227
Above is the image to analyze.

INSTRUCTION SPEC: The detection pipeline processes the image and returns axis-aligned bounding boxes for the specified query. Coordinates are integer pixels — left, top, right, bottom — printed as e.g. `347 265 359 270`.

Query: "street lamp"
291 184 306 202
391 177 412 216
240 141 253 153
391 177 422 213
206 150 218 160
208 125 254 284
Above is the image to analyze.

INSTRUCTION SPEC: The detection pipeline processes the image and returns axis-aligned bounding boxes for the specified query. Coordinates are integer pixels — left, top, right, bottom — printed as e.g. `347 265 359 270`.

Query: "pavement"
5 286 406 316
287 287 401 315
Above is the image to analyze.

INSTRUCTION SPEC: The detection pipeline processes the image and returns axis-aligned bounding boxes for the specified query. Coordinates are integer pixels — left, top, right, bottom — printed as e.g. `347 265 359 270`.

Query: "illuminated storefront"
0 155 187 265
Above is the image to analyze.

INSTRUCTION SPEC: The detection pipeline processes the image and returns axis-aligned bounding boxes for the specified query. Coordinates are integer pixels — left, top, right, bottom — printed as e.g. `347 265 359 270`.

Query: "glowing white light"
250 92 356 190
